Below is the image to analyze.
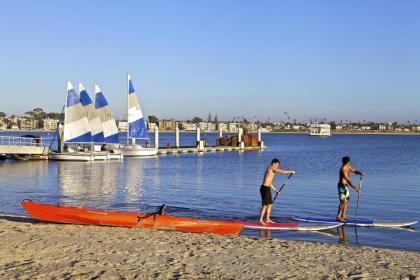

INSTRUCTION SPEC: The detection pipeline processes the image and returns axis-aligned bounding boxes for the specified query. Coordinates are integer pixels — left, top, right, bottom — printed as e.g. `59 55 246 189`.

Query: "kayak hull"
21 200 243 235
293 216 418 227
243 221 342 231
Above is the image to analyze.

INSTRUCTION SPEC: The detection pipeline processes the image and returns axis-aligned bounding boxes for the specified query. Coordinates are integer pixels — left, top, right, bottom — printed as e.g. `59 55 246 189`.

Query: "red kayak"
21 200 243 236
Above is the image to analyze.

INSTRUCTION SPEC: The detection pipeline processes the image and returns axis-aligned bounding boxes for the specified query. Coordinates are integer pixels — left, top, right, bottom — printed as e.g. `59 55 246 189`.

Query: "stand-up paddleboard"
293 216 417 227
242 221 342 231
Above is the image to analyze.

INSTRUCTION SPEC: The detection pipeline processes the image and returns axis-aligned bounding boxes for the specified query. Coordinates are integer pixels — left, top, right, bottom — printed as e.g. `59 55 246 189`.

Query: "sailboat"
79 83 104 144
120 74 158 157
94 84 123 160
49 81 94 161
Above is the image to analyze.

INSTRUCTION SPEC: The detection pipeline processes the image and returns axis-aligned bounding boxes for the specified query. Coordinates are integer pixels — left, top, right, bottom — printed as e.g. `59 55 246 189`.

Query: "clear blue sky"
0 0 419 122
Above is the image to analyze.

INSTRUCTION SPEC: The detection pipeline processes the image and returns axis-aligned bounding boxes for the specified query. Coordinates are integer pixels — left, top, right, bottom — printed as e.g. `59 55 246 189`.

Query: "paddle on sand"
272 173 294 204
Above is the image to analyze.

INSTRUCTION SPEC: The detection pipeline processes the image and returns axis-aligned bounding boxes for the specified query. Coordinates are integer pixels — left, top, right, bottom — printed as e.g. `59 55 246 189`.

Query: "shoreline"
0 215 419 279
1 129 420 136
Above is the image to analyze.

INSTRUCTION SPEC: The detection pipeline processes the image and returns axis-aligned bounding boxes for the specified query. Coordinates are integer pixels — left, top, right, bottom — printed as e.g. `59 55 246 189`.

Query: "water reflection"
259 229 272 239
58 161 119 209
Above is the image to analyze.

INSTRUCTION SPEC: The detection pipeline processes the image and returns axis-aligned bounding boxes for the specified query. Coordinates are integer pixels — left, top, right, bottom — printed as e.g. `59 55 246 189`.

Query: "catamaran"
119 74 158 157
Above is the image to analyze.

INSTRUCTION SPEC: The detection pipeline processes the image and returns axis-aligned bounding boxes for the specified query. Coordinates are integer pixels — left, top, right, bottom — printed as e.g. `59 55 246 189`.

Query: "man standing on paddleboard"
336 156 363 222
259 158 295 225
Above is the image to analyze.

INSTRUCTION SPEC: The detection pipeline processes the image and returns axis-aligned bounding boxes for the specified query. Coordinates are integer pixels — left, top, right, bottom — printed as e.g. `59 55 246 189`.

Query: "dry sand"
0 214 419 280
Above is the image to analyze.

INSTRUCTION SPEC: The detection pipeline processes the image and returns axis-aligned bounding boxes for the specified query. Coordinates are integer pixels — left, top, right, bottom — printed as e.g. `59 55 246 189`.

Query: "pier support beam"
196 127 204 151
154 126 159 148
175 123 180 148
219 127 223 138
258 127 264 149
58 123 64 153
196 126 201 143
238 127 244 150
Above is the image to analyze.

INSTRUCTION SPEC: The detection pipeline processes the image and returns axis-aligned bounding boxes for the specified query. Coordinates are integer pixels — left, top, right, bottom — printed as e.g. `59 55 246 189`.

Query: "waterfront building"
228 122 239 132
43 118 58 131
309 123 331 136
158 119 176 130
0 120 6 130
118 121 128 131
218 122 227 132
148 122 157 131
181 122 196 131
199 122 216 131
292 125 301 131
378 124 386 131
19 117 39 131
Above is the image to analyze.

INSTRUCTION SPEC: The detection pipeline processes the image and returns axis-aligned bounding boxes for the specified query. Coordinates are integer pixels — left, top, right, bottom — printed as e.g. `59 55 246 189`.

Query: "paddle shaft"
355 176 363 222
272 173 294 203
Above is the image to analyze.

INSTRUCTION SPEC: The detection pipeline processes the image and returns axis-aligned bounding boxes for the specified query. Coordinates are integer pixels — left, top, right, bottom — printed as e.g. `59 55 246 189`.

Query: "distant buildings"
158 119 176 131
180 122 196 131
198 122 216 132
117 121 128 132
218 122 228 132
148 122 157 131
43 118 58 131
0 119 6 130
19 118 38 131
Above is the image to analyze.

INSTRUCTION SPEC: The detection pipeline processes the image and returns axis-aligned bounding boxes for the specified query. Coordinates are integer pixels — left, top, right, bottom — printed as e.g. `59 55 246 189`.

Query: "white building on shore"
309 123 331 136
43 118 58 131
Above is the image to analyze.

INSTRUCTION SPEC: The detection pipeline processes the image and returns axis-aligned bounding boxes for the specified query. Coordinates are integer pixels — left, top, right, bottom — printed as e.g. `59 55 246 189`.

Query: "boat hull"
119 145 158 157
49 152 94 161
21 200 243 235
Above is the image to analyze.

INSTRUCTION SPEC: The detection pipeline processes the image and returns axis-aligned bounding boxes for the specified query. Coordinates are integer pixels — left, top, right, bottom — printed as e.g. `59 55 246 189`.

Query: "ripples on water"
0 132 419 251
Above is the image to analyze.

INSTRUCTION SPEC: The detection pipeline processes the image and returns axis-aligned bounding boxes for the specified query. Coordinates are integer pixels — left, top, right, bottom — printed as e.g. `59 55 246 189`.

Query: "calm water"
1 132 419 251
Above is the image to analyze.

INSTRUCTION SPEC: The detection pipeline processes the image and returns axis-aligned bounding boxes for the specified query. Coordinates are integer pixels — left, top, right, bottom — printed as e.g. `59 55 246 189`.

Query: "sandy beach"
0 214 418 279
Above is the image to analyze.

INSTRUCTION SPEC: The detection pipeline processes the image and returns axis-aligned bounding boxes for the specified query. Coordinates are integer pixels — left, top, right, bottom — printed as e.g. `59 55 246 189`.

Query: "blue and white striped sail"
79 83 104 143
128 74 149 139
95 84 119 143
64 81 92 143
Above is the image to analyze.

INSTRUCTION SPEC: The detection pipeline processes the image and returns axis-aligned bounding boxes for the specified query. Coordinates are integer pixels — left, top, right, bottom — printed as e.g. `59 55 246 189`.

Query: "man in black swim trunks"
336 156 363 221
259 158 295 225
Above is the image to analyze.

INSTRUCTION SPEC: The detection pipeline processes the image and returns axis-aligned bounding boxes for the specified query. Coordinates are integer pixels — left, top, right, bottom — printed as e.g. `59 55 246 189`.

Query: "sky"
0 0 419 123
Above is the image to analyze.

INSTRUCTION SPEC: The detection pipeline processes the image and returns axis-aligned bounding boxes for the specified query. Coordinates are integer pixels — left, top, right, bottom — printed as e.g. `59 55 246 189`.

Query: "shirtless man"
336 156 363 221
259 158 295 225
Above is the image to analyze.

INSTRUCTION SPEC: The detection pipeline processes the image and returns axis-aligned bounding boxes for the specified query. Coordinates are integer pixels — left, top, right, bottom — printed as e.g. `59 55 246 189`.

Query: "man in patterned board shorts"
336 156 364 221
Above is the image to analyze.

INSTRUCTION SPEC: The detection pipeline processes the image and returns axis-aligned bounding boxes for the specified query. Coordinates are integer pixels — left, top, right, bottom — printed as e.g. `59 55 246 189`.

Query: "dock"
0 136 49 160
0 126 265 161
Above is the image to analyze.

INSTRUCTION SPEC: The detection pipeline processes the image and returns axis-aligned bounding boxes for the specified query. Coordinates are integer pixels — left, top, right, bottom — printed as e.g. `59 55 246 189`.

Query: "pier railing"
0 136 45 147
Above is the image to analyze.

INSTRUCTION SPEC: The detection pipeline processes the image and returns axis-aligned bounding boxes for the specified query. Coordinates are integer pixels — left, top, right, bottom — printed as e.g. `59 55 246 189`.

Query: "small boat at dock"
119 74 158 157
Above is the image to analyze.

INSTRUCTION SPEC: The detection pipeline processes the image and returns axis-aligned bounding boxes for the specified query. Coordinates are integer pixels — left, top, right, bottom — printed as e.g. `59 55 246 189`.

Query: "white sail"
95 84 119 143
63 81 92 143
79 83 104 142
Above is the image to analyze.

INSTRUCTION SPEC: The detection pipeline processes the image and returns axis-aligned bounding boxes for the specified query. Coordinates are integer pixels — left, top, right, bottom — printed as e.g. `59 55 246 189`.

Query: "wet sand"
0 215 419 279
